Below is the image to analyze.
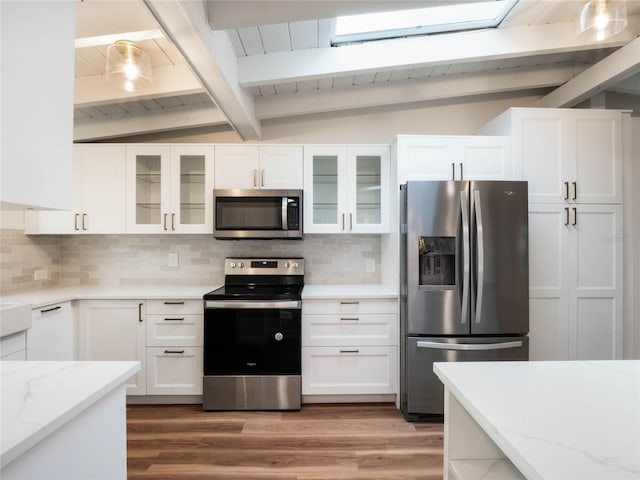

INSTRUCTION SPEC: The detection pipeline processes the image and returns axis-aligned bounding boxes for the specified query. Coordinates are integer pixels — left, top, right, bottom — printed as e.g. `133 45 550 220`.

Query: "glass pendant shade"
577 0 628 41
105 41 153 92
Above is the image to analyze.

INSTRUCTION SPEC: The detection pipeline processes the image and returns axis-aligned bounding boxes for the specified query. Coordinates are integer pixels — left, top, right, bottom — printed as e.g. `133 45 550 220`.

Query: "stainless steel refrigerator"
400 180 529 420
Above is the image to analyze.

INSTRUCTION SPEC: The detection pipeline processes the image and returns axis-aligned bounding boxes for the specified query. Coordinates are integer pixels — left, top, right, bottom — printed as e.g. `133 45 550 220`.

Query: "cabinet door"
528 205 570 361
397 136 457 183
126 145 171 233
214 145 259 189
27 302 75 360
303 146 348 233
146 346 203 395
259 145 303 189
513 109 570 204
170 145 214 233
302 346 397 395
457 136 512 180
81 144 127 233
347 146 390 233
573 112 622 204
77 300 146 395
569 204 622 360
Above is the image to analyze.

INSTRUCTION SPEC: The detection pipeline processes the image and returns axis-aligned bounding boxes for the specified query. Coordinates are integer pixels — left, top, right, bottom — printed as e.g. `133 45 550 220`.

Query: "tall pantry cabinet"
480 108 625 361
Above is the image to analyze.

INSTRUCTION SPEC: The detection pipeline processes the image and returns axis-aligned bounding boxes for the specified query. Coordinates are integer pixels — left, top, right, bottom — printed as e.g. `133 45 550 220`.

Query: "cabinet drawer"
303 314 397 346
302 346 397 395
146 314 203 346
302 298 396 315
146 346 203 395
0 331 26 358
145 299 202 315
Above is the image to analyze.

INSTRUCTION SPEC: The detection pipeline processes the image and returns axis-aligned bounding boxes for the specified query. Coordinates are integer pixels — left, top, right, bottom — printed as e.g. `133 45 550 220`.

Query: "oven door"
203 301 301 376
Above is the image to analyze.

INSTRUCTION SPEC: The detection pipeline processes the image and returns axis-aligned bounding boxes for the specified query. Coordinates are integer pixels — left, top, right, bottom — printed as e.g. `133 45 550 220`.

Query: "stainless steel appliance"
400 181 529 419
213 189 302 239
203 257 303 410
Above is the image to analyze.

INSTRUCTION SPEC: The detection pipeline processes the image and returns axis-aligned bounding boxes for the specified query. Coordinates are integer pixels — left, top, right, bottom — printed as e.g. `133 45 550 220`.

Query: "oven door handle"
205 300 301 309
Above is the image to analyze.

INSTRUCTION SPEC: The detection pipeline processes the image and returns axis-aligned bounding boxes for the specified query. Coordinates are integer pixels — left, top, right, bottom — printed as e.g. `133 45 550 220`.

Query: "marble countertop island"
1 361 140 474
434 360 640 479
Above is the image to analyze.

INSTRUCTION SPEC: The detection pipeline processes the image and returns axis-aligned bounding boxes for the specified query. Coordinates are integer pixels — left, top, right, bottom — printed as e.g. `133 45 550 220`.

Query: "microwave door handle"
281 197 288 231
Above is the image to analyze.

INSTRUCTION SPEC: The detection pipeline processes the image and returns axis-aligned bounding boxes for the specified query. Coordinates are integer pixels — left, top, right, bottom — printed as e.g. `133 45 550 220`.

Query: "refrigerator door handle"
473 189 485 325
416 340 523 351
460 190 470 325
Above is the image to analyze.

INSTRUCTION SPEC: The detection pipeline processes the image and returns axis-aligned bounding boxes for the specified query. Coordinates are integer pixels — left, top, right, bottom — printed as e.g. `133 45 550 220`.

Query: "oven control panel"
224 258 304 275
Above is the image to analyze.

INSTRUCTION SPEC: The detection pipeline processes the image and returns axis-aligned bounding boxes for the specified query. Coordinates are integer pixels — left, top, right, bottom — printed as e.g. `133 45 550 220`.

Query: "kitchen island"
434 360 640 479
1 361 140 479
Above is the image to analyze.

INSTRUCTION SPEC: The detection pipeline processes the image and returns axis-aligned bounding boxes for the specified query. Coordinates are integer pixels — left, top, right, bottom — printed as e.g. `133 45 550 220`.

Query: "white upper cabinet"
304 145 390 234
396 135 512 184
126 144 214 233
480 108 623 204
25 144 127 234
214 144 303 189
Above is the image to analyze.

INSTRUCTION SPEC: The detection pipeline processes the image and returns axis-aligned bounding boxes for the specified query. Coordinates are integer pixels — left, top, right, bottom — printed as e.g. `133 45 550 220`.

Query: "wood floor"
126 403 444 480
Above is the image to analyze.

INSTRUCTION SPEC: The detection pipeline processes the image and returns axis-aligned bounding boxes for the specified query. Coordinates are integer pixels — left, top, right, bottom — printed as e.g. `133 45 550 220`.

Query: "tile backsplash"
0 229 381 294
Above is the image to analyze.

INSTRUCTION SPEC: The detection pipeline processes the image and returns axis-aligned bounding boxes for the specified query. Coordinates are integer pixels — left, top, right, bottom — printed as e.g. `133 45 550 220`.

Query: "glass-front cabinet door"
303 145 389 234
126 145 213 233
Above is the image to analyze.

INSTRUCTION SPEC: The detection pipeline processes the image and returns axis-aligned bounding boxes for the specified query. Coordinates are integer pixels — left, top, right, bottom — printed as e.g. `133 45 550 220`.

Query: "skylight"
332 0 518 45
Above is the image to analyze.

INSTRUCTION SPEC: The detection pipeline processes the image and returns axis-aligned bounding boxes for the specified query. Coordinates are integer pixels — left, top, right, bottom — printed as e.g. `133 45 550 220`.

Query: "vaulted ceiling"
74 0 640 142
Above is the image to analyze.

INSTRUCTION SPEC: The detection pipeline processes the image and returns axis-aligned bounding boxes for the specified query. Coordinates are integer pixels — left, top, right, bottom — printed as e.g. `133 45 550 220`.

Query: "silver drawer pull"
164 350 185 354
40 305 62 314
164 317 185 321
340 317 359 321
164 301 185 305
339 301 359 305
340 349 359 354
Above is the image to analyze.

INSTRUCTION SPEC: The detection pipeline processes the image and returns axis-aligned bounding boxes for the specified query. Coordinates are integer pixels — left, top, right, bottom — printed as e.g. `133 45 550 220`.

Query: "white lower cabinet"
27 301 75 360
0 332 27 360
78 300 147 395
145 299 203 395
302 297 398 396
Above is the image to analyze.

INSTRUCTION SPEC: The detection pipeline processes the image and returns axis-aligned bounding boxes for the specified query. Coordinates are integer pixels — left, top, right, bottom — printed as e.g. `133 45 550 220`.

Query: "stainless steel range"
202 257 304 411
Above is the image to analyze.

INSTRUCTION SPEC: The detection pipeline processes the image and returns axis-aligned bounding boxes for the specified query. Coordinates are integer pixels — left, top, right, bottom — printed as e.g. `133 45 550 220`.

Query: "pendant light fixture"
577 0 628 41
105 40 153 92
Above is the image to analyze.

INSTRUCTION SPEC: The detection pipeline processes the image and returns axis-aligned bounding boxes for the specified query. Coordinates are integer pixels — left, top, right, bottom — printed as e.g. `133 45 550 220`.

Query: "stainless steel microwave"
213 189 303 239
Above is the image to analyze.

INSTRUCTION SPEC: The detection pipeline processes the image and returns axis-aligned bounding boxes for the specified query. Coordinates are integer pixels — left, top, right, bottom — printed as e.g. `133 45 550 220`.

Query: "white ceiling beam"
204 1 472 30
238 19 639 87
144 0 261 140
539 36 640 108
255 64 580 119
75 29 164 48
74 64 204 107
74 103 227 141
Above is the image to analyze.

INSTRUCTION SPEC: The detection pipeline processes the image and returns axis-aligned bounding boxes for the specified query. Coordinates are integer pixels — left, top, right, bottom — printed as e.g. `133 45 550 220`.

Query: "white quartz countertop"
302 284 397 299
0 286 220 309
0 361 140 469
434 360 640 479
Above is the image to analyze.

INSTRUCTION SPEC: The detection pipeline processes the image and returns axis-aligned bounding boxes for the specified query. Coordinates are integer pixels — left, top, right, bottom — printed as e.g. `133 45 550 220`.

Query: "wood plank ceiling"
73 0 640 141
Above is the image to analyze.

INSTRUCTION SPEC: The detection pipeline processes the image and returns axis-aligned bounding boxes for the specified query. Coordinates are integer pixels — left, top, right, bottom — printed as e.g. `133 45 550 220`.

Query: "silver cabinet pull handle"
252 169 257 187
171 213 175 231
459 162 463 181
340 317 359 321
40 305 62 314
572 207 577 226
163 213 168 231
138 303 144 322
261 169 265 187
164 301 185 305
82 213 88 230
341 213 345 231
164 350 185 354
451 162 455 181
565 207 570 226
564 181 569 200
349 212 353 231
164 317 185 321
340 301 359 305
74 213 80 231
340 349 359 354
572 181 577 201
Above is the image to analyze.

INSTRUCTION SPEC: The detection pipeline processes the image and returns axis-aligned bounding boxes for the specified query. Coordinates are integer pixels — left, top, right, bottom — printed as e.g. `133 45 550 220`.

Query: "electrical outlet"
168 252 179 268
366 259 375 273
34 269 47 280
